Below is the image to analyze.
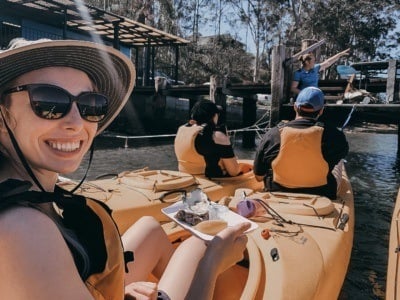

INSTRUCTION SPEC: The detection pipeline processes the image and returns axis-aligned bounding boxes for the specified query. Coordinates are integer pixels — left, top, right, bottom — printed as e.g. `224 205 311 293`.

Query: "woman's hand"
125 281 158 300
239 163 252 174
204 222 250 275
184 222 251 300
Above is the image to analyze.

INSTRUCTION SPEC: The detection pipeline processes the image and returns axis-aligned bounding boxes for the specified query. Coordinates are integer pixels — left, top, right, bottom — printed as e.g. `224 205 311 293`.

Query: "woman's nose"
62 102 84 129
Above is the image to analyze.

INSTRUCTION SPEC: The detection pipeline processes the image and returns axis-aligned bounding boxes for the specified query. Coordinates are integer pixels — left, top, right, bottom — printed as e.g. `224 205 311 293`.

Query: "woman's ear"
0 107 6 133
0 106 13 133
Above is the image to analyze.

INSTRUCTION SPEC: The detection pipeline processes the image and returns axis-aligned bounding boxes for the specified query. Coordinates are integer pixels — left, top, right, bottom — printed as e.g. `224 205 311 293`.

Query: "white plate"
161 201 258 241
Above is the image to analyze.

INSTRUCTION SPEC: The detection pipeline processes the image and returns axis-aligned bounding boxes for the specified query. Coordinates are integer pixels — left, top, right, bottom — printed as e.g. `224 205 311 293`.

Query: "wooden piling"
242 95 257 148
270 44 286 127
152 77 167 121
386 60 398 103
209 75 227 124
398 121 400 154
301 39 320 59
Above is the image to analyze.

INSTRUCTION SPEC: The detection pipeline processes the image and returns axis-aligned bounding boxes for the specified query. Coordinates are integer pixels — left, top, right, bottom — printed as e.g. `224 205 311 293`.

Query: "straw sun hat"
0 38 136 134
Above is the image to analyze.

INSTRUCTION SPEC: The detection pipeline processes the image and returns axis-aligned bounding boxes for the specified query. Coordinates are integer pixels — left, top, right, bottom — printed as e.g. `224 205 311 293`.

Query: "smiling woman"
2 67 99 176
0 38 250 300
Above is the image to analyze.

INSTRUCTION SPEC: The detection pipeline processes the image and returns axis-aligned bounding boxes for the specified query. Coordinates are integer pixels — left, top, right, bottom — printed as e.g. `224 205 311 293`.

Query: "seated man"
174 99 250 178
253 87 349 199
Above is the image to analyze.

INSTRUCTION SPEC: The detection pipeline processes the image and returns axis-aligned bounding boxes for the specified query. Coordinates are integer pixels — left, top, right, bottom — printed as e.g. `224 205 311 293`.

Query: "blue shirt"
293 64 321 90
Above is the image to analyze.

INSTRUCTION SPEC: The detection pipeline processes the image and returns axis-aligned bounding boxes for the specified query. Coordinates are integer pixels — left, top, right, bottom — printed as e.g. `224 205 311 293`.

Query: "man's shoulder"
283 119 312 128
258 125 281 144
322 124 348 140
322 122 343 132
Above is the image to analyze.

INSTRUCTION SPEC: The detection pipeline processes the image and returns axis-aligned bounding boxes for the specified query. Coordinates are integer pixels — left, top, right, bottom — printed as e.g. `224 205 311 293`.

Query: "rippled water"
67 131 400 299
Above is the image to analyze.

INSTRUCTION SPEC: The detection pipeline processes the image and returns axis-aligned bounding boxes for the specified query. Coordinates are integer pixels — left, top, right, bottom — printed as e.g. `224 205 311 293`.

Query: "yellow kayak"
59 167 354 300
386 188 400 300
58 165 262 234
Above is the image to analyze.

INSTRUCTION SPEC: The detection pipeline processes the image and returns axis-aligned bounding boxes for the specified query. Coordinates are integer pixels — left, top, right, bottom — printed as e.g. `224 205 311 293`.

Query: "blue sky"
200 10 400 59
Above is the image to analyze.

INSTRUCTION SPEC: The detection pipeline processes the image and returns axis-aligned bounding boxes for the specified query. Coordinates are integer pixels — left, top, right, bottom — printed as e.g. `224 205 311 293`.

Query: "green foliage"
86 0 400 84
289 0 400 60
180 36 254 84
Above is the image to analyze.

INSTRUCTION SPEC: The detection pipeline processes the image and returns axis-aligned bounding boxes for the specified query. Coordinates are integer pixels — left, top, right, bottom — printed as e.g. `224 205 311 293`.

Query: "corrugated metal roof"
1 0 190 47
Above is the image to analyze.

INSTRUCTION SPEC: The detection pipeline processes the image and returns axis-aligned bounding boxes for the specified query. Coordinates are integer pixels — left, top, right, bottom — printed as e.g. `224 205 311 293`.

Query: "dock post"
188 97 200 119
270 44 286 127
386 60 398 103
242 95 257 148
152 77 167 131
398 122 400 154
210 75 227 124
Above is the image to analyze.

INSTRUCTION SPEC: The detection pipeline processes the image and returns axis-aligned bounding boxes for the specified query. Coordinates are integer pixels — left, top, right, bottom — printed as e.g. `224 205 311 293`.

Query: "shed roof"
0 0 190 47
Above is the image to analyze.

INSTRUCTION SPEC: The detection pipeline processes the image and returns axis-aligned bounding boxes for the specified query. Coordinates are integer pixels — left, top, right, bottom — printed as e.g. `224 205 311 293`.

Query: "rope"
341 104 357 131
103 133 177 139
102 105 272 144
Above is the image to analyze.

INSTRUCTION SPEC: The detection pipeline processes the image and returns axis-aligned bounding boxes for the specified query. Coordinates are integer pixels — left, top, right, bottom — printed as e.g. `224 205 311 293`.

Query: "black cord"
70 143 94 194
1 109 46 192
253 197 336 231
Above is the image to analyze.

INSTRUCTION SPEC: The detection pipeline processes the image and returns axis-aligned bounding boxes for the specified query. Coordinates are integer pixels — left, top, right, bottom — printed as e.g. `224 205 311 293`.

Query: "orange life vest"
271 124 329 188
83 198 125 300
174 124 206 175
0 180 127 300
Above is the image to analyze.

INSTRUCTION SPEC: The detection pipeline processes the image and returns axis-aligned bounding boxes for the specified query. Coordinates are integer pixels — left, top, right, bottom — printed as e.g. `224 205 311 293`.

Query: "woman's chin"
53 163 81 175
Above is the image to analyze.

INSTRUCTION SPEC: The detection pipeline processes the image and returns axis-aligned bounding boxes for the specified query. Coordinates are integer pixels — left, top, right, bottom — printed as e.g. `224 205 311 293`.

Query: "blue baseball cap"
295 87 325 112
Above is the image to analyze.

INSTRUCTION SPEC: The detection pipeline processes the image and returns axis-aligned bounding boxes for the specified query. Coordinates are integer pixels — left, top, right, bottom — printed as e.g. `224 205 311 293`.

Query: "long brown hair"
299 53 315 65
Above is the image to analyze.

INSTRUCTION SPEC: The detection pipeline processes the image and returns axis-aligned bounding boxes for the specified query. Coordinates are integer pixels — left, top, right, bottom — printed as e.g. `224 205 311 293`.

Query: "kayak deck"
162 170 354 300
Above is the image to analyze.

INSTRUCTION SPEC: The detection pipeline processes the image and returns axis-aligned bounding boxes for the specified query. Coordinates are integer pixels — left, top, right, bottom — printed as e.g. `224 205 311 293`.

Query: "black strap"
124 251 134 272
0 107 95 194
70 144 94 194
0 179 32 198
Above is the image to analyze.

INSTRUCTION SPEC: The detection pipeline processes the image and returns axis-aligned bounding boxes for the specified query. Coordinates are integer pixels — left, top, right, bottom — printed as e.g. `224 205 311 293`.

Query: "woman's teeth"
48 141 80 152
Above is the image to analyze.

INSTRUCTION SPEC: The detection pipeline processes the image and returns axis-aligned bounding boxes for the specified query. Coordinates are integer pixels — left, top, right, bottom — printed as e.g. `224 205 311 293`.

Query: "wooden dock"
117 79 399 137
115 43 400 149
269 43 400 151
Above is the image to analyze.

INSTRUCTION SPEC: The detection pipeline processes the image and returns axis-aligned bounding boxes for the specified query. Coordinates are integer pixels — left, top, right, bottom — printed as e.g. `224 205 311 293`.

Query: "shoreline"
344 122 398 134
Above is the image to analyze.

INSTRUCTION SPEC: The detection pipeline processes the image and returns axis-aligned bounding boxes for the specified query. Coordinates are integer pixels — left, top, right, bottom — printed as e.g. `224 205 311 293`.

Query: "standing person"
291 48 350 96
174 99 251 178
253 87 349 199
0 38 250 300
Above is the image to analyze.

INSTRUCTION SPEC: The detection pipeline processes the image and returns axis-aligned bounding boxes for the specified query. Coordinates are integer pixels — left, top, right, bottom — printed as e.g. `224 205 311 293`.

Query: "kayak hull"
386 188 400 300
59 167 354 299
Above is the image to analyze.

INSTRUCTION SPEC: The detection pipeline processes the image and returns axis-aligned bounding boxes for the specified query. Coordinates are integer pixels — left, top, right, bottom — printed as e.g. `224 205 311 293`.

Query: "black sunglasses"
3 84 108 122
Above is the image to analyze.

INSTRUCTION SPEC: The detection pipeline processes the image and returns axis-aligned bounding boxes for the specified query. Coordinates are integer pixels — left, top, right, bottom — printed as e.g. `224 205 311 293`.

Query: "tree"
227 0 291 82
287 0 400 61
179 35 254 84
85 0 400 84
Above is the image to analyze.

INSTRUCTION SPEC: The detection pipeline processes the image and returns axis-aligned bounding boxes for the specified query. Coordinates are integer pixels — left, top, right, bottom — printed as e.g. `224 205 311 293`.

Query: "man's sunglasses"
2 84 108 122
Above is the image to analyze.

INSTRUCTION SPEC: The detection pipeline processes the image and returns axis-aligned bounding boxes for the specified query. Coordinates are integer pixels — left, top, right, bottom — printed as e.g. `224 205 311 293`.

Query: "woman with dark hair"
175 99 251 178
